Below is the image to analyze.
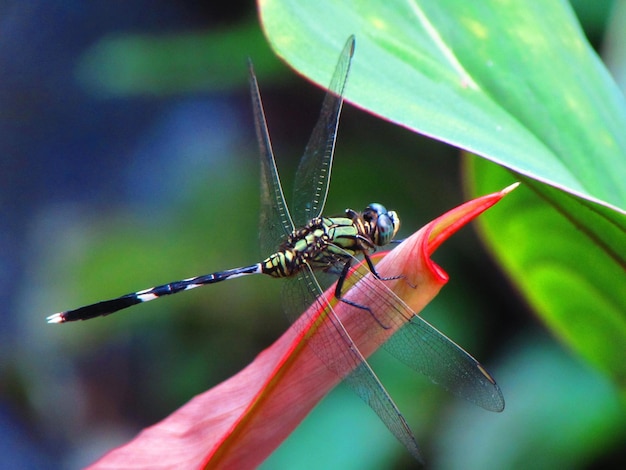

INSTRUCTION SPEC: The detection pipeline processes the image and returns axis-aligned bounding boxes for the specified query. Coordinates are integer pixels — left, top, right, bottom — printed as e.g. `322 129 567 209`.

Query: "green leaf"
468 156 626 393
259 1 626 389
259 0 626 212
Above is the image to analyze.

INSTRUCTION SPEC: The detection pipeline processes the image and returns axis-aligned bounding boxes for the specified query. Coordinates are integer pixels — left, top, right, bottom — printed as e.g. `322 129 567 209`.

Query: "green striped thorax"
261 203 400 278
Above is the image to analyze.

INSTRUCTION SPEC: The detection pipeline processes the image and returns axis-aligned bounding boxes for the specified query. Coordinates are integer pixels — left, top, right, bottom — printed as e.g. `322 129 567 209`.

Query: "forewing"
291 36 355 226
248 60 295 254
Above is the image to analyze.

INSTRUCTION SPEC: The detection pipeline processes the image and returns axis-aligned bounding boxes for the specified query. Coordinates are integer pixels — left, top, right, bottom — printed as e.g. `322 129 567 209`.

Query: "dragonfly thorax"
261 204 399 279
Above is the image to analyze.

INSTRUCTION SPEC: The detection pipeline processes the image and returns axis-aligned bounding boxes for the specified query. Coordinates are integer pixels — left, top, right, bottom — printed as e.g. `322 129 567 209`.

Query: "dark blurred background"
1 1 624 469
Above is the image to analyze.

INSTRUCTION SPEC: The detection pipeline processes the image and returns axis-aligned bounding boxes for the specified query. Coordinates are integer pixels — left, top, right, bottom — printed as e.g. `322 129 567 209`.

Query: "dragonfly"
47 36 504 461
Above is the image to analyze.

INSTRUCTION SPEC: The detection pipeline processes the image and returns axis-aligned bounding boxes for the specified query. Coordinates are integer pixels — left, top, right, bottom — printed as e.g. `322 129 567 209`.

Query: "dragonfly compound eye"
363 203 386 222
364 204 400 246
375 210 400 246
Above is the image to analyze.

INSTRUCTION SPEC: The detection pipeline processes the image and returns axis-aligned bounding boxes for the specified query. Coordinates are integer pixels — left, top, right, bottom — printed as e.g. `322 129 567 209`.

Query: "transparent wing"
248 60 295 254
281 265 422 462
385 313 505 411
291 36 355 226
337 253 505 412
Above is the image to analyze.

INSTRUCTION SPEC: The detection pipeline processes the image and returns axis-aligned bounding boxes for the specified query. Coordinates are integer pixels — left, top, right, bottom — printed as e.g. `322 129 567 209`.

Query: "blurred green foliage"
20 1 625 469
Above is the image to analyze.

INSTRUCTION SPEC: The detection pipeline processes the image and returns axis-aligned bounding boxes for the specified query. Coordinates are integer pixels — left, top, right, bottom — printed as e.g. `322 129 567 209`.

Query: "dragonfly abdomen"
47 264 262 323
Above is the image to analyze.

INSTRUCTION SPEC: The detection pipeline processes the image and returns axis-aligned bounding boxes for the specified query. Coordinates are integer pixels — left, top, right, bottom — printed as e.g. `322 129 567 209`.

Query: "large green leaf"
259 1 626 389
259 0 626 212
468 157 626 393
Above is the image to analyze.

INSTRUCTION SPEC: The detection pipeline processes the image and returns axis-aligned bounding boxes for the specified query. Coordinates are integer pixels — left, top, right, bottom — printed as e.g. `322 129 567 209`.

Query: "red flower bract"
88 184 517 470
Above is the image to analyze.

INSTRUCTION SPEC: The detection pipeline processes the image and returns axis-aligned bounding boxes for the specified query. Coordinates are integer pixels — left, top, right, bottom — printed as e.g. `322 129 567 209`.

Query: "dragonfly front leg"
362 251 403 282
334 257 391 330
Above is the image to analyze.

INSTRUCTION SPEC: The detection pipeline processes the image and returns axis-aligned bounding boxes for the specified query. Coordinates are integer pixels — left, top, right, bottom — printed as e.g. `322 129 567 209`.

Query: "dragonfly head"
363 203 400 247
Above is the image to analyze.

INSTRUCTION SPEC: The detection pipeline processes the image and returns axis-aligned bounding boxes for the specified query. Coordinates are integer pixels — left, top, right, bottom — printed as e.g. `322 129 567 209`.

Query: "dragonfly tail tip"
46 313 66 324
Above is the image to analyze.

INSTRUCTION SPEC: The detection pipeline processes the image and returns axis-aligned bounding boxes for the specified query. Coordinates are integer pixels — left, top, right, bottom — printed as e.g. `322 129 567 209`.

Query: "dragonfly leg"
364 244 416 289
363 252 402 282
335 258 391 330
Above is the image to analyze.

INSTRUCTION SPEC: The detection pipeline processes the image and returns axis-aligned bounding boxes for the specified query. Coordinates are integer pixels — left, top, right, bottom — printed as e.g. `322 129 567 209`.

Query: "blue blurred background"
0 1 624 469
